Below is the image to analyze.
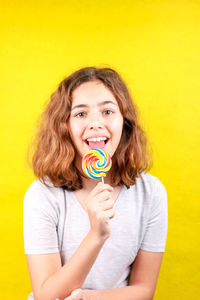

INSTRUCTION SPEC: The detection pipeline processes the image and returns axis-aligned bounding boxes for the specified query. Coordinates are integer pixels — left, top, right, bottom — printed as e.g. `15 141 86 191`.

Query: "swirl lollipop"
82 149 112 183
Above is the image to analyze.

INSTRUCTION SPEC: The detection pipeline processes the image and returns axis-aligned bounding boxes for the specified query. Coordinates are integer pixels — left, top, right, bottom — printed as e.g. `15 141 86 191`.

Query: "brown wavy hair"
27 66 153 190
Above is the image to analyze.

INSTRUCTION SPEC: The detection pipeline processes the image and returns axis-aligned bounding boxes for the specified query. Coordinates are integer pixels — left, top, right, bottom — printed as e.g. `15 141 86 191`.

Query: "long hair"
27 66 153 190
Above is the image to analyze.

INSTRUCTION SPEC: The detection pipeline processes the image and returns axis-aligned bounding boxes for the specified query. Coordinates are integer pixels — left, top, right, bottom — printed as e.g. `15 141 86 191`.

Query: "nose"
88 121 103 130
87 110 104 130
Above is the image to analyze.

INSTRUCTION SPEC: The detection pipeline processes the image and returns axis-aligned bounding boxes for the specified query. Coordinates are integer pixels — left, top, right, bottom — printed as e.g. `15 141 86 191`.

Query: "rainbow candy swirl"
82 149 112 179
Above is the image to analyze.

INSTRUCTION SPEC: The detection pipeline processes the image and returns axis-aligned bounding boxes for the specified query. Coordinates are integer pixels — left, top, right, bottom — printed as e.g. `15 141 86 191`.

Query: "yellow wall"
0 0 199 299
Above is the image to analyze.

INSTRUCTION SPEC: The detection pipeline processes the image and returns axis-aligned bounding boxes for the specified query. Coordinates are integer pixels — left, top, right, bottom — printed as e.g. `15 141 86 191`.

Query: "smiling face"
68 80 124 168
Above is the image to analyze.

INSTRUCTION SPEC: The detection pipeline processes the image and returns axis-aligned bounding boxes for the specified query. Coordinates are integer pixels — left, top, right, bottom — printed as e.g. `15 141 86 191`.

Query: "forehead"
71 80 118 105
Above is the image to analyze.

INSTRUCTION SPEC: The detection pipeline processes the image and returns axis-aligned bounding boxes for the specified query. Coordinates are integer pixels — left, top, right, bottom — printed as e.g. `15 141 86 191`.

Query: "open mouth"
85 137 109 149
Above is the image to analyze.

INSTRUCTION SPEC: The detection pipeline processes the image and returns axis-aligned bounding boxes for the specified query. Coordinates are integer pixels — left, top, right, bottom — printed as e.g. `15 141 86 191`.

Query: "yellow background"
0 0 199 299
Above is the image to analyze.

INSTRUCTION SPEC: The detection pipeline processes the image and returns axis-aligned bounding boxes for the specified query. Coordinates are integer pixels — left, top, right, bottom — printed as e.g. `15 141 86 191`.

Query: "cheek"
69 120 81 139
110 117 123 135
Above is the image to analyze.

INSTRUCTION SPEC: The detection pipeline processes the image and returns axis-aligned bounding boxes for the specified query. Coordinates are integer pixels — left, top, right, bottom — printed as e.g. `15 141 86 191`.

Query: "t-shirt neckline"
71 185 126 218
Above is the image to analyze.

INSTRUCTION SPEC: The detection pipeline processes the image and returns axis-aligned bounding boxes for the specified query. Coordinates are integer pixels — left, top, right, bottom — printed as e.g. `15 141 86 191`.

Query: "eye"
103 109 113 115
75 111 86 118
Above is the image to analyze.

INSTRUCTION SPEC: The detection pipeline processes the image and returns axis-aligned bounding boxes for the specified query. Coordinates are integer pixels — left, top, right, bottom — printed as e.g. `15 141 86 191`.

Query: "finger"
99 199 115 210
66 296 84 300
63 289 81 300
87 192 112 211
96 190 111 202
104 208 115 219
91 182 113 197
71 289 82 296
63 295 77 300
70 288 85 299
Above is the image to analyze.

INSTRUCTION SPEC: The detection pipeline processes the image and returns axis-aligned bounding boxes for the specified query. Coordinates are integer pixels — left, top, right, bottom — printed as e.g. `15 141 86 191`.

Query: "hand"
55 289 98 300
61 288 87 300
86 182 115 240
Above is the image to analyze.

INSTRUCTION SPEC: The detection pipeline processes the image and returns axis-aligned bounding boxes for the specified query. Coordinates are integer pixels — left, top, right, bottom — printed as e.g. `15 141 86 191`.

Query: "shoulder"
135 171 167 194
23 177 65 213
124 172 167 205
139 172 168 211
24 176 62 196
23 178 65 254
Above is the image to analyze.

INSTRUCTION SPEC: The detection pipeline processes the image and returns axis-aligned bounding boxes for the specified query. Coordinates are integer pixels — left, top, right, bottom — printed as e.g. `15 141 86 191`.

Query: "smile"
86 137 108 144
85 137 109 149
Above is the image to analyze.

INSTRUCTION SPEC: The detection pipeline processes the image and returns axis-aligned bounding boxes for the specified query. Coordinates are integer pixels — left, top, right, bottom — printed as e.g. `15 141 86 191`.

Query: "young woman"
23 66 168 300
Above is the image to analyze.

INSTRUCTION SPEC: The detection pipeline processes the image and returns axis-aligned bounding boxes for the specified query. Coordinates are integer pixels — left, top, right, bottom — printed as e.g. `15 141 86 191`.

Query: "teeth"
87 137 107 142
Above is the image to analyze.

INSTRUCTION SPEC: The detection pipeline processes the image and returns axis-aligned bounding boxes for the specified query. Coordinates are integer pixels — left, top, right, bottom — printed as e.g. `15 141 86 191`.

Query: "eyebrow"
71 100 117 111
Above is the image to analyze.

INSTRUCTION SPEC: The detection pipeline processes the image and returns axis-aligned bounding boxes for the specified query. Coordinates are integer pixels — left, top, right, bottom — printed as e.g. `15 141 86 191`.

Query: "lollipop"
82 149 112 183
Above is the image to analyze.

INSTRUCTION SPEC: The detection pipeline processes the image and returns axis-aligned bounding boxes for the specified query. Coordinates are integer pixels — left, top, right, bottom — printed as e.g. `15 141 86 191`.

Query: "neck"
81 173 112 191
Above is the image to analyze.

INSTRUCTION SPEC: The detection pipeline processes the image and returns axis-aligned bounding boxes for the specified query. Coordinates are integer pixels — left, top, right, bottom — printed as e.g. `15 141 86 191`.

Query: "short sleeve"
140 177 168 252
23 182 60 254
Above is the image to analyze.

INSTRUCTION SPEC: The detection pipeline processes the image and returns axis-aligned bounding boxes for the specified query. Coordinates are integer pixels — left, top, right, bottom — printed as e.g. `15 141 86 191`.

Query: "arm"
83 178 168 300
128 249 164 298
85 286 151 300
26 182 115 300
64 177 168 300
63 178 168 300
27 230 105 300
82 249 164 300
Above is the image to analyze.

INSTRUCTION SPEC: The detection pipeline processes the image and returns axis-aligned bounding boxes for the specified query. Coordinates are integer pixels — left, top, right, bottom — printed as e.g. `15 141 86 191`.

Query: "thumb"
71 288 82 295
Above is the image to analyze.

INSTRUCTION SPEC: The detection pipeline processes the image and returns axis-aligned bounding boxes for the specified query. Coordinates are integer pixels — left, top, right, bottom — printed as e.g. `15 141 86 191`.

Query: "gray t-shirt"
23 171 168 290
